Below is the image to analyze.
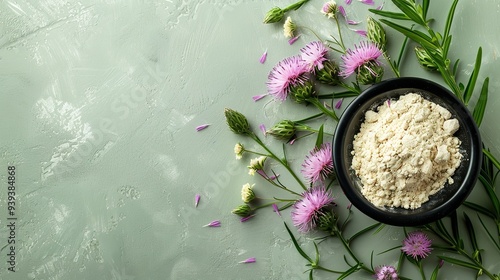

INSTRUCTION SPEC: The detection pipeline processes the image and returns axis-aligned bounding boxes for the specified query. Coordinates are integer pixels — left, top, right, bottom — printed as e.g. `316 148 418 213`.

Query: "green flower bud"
315 60 340 85
290 80 315 104
267 120 296 141
224 108 251 135
232 204 253 217
356 61 384 85
241 183 256 203
317 210 338 233
414 46 439 71
367 17 387 51
283 16 296 38
263 7 285 24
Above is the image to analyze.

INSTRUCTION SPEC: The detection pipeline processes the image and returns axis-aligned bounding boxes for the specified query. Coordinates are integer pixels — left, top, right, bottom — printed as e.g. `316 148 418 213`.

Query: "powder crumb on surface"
351 93 462 209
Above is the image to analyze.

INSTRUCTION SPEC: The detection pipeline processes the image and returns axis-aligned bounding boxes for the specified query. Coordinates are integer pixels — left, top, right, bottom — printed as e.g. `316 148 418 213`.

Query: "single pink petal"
351 29 367 36
288 35 300 45
195 194 200 208
387 99 391 108
272 203 282 217
347 19 361 25
259 124 267 136
268 173 280 180
259 50 268 64
203 220 221 227
196 124 210 131
240 214 255 222
289 138 297 145
335 99 343 109
252 94 267 102
239 257 256 264
359 0 375 5
345 0 352 4
347 202 352 210
338 6 347 18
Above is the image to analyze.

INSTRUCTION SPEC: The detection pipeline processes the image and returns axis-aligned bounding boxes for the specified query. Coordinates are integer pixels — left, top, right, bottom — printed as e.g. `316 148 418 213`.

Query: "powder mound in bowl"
351 93 462 209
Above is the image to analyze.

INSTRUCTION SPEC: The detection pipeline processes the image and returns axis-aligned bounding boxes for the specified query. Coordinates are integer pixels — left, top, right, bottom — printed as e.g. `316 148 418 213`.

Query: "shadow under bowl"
333 77 482 226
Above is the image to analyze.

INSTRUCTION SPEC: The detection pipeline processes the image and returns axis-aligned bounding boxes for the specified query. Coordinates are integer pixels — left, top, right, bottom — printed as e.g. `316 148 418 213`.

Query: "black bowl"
333 77 482 226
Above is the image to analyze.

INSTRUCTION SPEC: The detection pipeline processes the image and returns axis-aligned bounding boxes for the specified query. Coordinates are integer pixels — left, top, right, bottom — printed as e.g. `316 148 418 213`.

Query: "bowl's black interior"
333 77 482 226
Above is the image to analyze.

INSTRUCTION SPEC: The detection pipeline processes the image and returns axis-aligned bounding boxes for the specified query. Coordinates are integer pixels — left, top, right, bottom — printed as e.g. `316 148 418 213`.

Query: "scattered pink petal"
345 0 352 4
240 214 256 222
196 124 210 131
288 35 300 45
347 19 361 25
335 99 343 109
376 4 383 10
272 203 282 217
203 220 221 227
338 6 347 18
347 202 352 210
259 124 267 136
259 50 268 64
351 29 367 36
195 194 200 208
268 173 280 180
239 257 256 264
387 99 391 108
252 94 268 102
289 138 297 145
359 0 375 5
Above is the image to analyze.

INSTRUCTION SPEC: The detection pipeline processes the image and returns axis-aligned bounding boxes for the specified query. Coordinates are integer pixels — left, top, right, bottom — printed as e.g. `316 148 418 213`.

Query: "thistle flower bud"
290 80 315 104
232 204 253 217
267 120 296 141
234 143 244 159
318 210 337 233
248 156 267 175
414 46 439 71
367 17 387 51
241 183 256 203
224 108 251 135
263 7 285 24
356 61 384 85
315 60 340 85
283 17 296 38
321 1 338 18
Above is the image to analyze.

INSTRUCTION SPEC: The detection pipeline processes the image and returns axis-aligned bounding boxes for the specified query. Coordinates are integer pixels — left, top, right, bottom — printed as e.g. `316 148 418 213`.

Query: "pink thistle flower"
301 143 334 183
360 0 375 5
272 203 282 217
288 35 301 45
402 231 433 260
252 94 267 101
203 220 221 227
340 41 383 78
373 265 399 280
291 186 335 233
335 99 343 109
259 50 268 64
238 257 256 264
194 194 200 207
195 124 210 131
266 56 309 101
300 41 329 72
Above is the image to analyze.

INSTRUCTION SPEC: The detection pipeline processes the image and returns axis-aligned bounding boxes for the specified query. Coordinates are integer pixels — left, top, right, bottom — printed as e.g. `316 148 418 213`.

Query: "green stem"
251 133 308 191
307 98 339 121
315 265 344 274
333 229 373 274
334 16 347 53
294 112 324 123
384 52 400 77
418 261 426 280
294 123 334 136
283 0 309 12
253 201 280 210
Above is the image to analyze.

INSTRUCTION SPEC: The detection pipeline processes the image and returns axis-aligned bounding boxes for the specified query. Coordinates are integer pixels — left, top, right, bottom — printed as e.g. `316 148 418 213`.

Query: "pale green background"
0 0 499 279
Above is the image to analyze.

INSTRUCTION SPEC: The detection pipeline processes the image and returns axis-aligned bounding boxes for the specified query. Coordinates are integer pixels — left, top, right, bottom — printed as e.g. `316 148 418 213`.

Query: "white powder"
351 93 462 209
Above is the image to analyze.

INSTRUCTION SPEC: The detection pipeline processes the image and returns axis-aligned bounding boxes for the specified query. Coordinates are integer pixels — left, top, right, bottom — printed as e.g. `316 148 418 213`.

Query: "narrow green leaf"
463 212 482 263
472 77 489 127
430 261 440 280
477 214 500 251
369 8 410 20
450 210 460 243
337 265 359 280
483 148 500 170
348 223 381 243
478 173 500 217
315 125 324 149
284 222 313 263
452 58 460 76
422 0 430 18
463 201 496 219
313 242 320 265
390 0 426 26
380 19 435 49
309 269 313 280
443 35 453 59
443 0 459 48
464 47 482 105
438 256 480 270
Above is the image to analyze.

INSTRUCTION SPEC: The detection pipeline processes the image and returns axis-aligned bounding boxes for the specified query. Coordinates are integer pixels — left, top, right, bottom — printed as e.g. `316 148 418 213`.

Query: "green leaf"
477 214 500 251
430 261 441 280
463 212 482 263
463 48 482 105
309 269 313 280
443 0 459 49
380 19 435 49
453 59 460 76
348 223 381 243
369 8 410 20
450 210 460 243
422 0 430 18
438 256 480 270
315 125 324 149
478 173 500 218
284 222 313 263
472 77 489 127
337 265 360 280
390 0 426 26
313 242 320 265
463 201 496 219
483 148 500 170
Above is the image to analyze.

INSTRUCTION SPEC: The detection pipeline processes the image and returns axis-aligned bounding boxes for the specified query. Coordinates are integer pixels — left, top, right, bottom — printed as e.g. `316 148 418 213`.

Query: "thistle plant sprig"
263 0 310 24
